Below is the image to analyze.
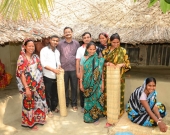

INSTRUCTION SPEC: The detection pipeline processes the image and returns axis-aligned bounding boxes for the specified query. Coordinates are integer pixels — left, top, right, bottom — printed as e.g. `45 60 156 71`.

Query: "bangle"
157 120 161 125
25 86 29 89
80 79 83 81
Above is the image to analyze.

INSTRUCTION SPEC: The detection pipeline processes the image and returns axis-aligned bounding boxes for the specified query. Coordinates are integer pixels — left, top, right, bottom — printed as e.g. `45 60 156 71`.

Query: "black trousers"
43 76 58 112
64 70 78 107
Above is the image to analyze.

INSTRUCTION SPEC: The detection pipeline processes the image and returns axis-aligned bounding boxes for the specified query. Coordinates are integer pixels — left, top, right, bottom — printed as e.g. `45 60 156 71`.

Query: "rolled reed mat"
108 113 170 135
56 69 67 116
106 66 120 124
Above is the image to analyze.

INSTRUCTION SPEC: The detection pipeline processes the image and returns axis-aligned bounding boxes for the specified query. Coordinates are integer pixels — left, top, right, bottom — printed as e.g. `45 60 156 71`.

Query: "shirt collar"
48 44 57 51
82 44 86 48
64 39 73 44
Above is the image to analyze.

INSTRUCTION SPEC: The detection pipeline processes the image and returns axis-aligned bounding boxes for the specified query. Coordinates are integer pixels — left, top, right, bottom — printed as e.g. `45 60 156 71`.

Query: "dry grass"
1 0 170 44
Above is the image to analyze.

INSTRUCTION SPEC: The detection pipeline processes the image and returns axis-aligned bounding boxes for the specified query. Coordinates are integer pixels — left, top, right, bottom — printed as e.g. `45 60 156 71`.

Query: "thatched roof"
1 0 170 45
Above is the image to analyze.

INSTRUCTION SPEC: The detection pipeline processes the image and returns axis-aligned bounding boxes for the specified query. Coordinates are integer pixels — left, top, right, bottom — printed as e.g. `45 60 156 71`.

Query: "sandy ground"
0 66 170 135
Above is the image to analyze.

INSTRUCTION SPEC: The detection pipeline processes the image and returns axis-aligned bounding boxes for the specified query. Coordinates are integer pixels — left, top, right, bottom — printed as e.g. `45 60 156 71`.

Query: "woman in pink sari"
16 39 48 130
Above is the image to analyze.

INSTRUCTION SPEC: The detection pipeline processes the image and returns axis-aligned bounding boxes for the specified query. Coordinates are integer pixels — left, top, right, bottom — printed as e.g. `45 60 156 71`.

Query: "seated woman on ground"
126 77 167 132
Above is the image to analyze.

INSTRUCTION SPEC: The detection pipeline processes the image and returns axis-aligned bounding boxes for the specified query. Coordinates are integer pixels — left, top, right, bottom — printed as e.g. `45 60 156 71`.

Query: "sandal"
104 122 112 128
72 106 78 111
48 111 53 118
32 125 38 131
54 108 59 113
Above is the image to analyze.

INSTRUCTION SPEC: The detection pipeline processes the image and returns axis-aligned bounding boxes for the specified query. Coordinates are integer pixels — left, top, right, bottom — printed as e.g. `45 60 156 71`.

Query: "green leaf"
160 0 168 13
148 0 158 7
0 0 54 21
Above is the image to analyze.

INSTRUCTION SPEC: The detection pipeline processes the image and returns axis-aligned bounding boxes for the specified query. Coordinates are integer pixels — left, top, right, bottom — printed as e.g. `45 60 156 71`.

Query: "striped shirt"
57 39 80 71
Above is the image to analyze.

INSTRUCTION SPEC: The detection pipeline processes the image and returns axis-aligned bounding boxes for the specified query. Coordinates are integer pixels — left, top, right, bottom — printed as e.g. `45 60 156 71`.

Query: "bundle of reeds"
106 66 120 124
56 69 67 117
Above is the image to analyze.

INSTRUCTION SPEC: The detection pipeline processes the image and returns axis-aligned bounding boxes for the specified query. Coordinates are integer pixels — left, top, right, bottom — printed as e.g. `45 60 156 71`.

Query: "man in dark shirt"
57 27 80 111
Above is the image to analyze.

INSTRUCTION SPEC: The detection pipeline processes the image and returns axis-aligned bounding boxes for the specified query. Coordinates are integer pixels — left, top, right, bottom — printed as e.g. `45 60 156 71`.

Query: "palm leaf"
0 0 54 21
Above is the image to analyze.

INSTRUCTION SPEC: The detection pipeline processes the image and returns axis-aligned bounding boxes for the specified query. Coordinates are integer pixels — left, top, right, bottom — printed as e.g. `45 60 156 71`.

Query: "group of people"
16 26 167 132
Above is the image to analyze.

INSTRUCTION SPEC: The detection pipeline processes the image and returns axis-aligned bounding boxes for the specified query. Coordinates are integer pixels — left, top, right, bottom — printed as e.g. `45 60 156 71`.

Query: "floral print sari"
16 46 48 128
81 53 105 123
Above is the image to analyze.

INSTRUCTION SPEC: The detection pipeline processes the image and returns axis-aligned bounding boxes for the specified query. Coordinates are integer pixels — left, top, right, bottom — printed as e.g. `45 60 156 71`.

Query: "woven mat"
108 112 170 135
106 67 120 124
56 69 67 117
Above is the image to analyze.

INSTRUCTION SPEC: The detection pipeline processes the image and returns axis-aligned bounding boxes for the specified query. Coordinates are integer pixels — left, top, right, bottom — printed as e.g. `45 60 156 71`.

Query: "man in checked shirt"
57 27 80 111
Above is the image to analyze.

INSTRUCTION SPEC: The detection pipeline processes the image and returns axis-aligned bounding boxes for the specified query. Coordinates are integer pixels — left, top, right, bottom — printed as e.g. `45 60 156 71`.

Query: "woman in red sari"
16 39 48 130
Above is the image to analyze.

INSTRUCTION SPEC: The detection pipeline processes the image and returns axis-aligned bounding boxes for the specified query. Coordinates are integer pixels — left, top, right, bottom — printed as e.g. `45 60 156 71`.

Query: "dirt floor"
0 66 170 135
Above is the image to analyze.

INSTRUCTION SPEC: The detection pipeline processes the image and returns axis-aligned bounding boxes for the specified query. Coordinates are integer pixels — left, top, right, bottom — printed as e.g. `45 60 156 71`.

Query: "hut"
0 0 170 77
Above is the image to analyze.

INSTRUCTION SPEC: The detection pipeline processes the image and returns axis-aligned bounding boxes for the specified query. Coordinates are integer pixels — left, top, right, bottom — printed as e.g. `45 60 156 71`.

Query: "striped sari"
126 81 166 126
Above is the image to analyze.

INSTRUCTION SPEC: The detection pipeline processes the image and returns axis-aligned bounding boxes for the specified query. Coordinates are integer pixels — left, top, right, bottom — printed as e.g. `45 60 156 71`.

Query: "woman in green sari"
79 42 105 124
102 33 131 127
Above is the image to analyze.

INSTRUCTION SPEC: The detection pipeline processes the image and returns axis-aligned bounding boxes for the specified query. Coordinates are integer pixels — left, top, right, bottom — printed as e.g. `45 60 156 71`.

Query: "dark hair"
110 33 120 41
50 35 59 39
82 32 91 38
24 39 34 46
64 27 73 32
98 32 109 39
145 77 156 85
86 42 96 49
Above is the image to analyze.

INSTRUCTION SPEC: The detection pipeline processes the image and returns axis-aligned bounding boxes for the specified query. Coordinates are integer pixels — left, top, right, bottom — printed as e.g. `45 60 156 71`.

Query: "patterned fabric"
16 46 48 128
102 46 131 117
0 60 12 88
126 81 166 126
82 53 105 123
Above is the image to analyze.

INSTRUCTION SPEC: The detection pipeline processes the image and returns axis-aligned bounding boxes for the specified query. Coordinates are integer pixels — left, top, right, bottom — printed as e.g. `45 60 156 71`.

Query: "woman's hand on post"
158 121 168 132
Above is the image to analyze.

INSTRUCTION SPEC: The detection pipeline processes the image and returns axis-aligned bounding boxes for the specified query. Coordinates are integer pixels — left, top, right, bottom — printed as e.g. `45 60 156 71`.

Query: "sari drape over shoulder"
126 81 166 126
16 46 48 128
81 53 105 123
102 46 131 117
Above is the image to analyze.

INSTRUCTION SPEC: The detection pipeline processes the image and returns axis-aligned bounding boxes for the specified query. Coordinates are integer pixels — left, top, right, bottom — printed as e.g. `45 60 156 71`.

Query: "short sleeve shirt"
76 45 86 59
140 92 147 100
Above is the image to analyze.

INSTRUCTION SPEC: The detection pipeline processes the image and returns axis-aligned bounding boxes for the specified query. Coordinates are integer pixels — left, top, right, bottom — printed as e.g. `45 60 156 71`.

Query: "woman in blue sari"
126 77 167 132
79 42 105 124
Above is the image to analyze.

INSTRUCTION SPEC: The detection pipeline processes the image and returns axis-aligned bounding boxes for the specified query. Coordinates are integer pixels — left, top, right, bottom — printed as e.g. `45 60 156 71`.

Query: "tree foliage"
134 0 170 13
0 0 54 21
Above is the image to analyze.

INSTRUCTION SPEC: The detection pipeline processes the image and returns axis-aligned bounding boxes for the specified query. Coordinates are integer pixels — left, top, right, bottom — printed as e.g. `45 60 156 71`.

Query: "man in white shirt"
40 35 61 117
76 32 92 112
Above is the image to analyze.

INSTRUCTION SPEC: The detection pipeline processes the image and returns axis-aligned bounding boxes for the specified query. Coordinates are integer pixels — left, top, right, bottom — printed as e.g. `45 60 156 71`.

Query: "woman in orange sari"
102 33 131 127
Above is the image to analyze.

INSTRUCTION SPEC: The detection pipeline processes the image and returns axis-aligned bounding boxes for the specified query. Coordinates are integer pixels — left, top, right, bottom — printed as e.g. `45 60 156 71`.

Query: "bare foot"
48 111 53 118
32 125 38 130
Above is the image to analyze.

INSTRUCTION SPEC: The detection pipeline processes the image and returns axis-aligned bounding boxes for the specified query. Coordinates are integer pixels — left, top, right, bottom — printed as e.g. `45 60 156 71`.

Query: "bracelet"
80 79 83 81
157 120 161 125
